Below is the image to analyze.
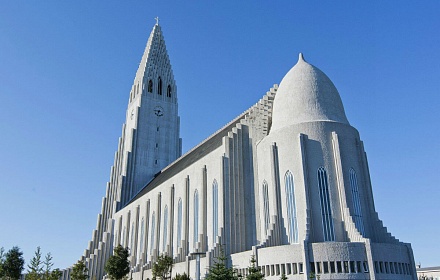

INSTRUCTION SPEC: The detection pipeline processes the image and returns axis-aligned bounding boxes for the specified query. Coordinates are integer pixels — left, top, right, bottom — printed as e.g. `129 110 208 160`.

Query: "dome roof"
270 54 349 131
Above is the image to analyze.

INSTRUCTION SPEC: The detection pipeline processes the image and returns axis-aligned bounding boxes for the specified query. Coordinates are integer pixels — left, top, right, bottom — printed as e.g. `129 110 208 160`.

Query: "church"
61 22 417 280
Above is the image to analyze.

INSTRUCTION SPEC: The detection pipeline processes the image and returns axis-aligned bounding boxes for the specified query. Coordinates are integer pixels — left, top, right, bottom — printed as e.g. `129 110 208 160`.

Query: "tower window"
349 168 365 235
139 218 144 263
193 189 199 246
158 77 162 95
212 179 218 244
148 80 153 93
262 181 270 235
162 205 168 252
285 170 298 243
150 212 155 254
317 167 335 241
177 198 182 248
167 85 172 97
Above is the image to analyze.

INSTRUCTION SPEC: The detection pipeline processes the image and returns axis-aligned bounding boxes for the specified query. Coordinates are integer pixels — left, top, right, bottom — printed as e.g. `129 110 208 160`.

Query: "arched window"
317 167 335 241
285 171 298 243
349 168 365 235
167 85 172 97
150 212 156 254
148 80 153 93
139 218 144 262
212 180 218 244
158 77 162 95
262 181 270 234
162 205 168 252
194 190 199 246
177 198 182 248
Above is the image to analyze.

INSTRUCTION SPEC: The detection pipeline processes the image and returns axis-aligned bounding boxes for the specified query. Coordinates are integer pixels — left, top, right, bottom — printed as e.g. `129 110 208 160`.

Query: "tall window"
121 226 126 246
148 80 153 93
167 85 172 97
194 190 199 246
212 180 219 244
158 77 162 95
162 206 168 252
139 218 144 262
262 181 270 234
130 222 135 251
150 212 156 254
349 168 365 235
285 171 299 243
317 167 335 241
177 199 182 248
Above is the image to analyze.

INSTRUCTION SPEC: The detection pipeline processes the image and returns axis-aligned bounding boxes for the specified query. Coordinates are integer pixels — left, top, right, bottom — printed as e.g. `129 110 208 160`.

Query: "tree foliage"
280 273 287 280
245 255 264 280
71 260 88 280
2 246 25 280
27 247 43 280
172 272 190 280
104 245 130 280
205 247 237 280
43 252 53 280
152 254 173 280
0 247 5 279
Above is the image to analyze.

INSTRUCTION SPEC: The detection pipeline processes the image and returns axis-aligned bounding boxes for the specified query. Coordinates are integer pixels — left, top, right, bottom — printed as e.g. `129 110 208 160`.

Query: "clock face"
154 106 164 117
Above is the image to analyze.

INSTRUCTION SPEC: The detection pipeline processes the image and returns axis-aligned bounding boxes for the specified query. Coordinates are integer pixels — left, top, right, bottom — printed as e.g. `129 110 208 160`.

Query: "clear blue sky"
1 1 439 270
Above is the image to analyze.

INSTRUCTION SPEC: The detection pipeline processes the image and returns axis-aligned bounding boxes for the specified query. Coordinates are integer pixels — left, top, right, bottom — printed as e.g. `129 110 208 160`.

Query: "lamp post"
190 252 205 280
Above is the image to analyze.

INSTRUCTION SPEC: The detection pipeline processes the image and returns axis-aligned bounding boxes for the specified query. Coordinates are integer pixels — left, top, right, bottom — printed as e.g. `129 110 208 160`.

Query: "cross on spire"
155 17 159 25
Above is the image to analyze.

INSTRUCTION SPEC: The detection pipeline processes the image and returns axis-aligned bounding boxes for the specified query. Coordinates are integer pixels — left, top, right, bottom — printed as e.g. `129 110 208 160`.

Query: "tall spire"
75 23 181 280
119 22 181 207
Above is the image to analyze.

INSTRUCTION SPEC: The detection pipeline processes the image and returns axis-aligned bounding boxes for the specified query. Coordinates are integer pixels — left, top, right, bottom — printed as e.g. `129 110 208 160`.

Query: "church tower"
70 22 181 280
117 21 181 208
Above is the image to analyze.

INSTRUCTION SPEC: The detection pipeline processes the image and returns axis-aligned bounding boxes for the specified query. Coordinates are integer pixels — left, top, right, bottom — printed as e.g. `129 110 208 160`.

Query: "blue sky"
0 1 439 270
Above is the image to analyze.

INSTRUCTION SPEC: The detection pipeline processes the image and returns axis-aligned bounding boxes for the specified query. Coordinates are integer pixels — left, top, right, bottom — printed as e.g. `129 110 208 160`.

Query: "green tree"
71 260 88 280
205 246 238 280
0 247 5 279
3 246 25 280
172 272 190 280
280 273 287 280
47 269 62 280
104 245 130 280
27 247 43 280
152 254 173 280
245 255 264 280
43 252 53 280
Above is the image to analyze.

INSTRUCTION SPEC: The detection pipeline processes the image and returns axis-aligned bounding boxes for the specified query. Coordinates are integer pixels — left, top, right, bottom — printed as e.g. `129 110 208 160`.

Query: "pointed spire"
298 53 306 63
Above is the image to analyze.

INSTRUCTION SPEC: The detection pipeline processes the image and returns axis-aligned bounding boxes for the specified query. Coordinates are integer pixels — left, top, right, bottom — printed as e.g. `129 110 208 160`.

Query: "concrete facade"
62 24 416 280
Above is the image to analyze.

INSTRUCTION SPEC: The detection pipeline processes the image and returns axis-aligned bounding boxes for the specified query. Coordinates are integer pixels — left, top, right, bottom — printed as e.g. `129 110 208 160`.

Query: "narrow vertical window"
121 226 126 246
285 171 298 243
130 222 135 251
349 168 365 235
162 205 168 252
262 181 270 234
317 167 335 241
148 80 153 93
150 212 156 254
167 85 172 97
177 198 182 248
139 218 144 262
193 190 199 246
212 180 218 244
158 77 162 95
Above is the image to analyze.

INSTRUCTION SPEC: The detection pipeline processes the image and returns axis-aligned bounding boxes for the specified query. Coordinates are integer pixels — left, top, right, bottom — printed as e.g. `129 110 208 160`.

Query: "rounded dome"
270 53 349 132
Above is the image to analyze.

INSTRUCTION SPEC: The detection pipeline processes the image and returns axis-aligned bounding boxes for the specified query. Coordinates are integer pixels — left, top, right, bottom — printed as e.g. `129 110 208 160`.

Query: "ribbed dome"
270 54 349 131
